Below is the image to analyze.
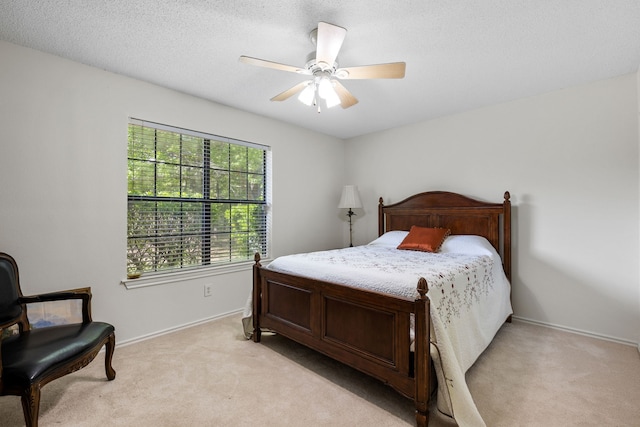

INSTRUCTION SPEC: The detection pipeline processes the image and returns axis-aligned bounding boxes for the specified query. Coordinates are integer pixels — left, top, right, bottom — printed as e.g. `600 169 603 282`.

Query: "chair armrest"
18 287 93 323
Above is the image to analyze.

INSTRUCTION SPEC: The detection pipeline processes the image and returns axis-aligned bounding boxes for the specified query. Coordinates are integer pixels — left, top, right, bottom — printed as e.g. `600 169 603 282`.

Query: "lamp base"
347 208 355 247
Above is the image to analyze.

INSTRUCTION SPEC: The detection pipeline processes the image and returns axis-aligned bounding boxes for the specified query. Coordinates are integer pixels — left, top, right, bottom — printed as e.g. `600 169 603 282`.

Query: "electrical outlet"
203 284 213 297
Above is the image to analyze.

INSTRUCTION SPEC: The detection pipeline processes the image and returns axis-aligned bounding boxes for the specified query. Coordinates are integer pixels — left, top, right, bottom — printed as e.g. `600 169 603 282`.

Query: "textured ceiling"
1 1 639 139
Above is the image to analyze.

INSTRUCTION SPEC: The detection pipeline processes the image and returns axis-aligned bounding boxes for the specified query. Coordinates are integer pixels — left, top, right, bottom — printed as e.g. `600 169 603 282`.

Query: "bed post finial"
378 197 385 237
254 252 261 266
504 191 510 202
417 277 429 299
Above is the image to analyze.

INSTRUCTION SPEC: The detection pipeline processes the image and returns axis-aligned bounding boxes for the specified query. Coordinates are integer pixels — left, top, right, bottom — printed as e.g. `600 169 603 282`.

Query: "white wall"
0 41 345 343
2 39 637 348
346 74 640 345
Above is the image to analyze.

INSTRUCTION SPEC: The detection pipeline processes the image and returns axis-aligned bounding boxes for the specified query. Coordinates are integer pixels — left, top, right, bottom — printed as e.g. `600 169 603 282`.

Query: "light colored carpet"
1 314 638 426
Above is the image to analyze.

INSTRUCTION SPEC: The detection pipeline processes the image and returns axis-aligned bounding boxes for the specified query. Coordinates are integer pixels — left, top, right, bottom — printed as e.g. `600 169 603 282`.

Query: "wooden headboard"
378 191 511 280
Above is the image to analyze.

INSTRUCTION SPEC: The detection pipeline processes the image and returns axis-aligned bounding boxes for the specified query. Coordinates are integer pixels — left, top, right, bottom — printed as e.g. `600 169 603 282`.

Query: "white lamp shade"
338 185 362 209
323 87 341 108
297 84 315 106
318 77 333 99
318 78 340 108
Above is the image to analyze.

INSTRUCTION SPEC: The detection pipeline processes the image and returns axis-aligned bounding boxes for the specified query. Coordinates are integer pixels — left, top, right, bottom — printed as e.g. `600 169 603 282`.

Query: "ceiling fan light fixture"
320 81 341 108
297 83 315 106
317 77 340 108
324 92 341 108
317 77 333 98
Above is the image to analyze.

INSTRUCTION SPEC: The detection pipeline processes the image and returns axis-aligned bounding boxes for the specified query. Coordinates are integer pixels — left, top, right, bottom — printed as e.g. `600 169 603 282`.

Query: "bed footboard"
253 255 431 426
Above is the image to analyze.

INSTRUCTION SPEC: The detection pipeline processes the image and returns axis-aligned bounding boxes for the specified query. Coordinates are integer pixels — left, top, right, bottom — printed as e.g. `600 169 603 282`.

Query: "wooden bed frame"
252 191 511 426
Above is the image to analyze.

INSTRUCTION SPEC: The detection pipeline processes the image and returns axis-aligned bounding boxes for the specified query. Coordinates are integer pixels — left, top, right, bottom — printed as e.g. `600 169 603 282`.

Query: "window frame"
124 118 270 288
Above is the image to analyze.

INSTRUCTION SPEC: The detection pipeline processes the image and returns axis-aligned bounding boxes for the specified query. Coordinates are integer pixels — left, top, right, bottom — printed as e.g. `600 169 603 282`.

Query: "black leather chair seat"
2 322 115 386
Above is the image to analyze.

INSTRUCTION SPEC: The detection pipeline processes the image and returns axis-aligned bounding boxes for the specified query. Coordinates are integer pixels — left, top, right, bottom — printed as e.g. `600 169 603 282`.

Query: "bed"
249 190 512 427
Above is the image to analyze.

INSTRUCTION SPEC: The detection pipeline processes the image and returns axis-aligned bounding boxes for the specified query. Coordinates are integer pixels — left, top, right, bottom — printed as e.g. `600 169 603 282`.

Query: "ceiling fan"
239 22 406 112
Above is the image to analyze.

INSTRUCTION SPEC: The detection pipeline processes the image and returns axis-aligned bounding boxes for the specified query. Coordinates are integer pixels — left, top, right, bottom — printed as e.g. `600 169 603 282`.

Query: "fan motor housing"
305 51 337 74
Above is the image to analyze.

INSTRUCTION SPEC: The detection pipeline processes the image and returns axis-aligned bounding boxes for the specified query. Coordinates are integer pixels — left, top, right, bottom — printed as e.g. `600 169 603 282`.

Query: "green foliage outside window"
127 123 268 276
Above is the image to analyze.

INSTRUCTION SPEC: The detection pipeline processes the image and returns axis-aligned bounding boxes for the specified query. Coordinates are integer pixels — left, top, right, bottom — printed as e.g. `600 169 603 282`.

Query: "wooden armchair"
0 252 116 427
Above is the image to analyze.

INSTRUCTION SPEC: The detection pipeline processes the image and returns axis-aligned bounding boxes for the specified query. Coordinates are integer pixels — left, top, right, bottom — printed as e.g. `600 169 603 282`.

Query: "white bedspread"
263 233 512 427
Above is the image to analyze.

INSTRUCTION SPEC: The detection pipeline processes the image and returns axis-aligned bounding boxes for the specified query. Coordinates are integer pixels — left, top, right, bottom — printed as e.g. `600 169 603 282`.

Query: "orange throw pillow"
397 226 451 253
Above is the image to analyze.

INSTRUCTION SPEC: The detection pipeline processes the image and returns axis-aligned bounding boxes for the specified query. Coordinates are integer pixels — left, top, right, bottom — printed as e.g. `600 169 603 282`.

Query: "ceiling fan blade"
270 81 309 102
337 62 406 79
239 56 307 74
315 22 347 66
332 80 358 109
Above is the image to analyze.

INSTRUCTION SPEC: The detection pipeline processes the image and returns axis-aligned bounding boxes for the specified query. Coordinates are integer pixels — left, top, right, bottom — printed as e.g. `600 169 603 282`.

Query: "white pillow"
367 230 409 247
439 235 498 258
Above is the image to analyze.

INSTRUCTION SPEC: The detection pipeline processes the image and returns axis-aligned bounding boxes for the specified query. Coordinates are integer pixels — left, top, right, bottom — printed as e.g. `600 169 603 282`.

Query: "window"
127 119 270 277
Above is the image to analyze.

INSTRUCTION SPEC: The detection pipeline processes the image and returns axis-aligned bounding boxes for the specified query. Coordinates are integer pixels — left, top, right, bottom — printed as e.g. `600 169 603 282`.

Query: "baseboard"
512 315 638 348
116 309 244 348
111 311 640 354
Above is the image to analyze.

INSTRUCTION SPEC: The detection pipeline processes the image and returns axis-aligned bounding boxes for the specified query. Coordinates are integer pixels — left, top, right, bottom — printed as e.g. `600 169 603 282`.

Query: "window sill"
121 259 271 290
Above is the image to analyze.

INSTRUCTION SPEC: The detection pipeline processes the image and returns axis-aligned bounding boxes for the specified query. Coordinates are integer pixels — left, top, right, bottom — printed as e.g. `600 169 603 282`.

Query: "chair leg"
21 384 41 427
105 332 116 380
